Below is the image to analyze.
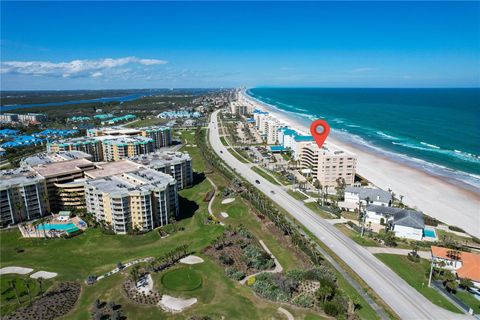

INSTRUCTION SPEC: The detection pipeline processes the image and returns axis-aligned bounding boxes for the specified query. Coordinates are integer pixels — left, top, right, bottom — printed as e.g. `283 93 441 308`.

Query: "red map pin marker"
310 119 330 148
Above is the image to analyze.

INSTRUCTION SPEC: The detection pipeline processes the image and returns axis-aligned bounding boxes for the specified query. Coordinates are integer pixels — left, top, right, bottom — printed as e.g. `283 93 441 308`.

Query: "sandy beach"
241 92 480 238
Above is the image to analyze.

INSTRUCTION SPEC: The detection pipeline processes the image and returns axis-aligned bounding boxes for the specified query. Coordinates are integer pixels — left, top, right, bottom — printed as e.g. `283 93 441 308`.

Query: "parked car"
255 180 260 184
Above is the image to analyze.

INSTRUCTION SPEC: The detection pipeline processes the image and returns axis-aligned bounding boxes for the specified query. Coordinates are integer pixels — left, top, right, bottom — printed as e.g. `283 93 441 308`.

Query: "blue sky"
1 1 479 89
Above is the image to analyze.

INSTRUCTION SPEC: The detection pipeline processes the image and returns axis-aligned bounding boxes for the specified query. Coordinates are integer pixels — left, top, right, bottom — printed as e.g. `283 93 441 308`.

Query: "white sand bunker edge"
0 266 33 275
220 212 229 218
30 271 57 279
221 198 235 204
179 255 204 265
158 295 197 313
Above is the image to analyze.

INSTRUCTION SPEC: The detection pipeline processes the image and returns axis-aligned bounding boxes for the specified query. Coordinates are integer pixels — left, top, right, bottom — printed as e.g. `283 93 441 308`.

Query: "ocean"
247 88 480 191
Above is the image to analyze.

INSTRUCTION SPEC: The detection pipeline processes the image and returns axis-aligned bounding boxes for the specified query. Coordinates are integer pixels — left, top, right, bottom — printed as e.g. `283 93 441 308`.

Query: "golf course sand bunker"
30 271 58 279
0 266 33 275
221 198 235 204
220 212 229 218
179 255 204 265
158 295 197 313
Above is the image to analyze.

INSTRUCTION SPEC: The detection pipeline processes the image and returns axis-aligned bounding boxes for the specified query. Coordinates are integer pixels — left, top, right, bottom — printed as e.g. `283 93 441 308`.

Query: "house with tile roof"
431 246 480 288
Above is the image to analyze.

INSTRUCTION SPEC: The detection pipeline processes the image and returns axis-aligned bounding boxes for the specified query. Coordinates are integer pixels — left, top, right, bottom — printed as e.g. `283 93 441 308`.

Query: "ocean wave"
376 131 399 140
245 90 480 191
392 142 480 164
420 142 440 149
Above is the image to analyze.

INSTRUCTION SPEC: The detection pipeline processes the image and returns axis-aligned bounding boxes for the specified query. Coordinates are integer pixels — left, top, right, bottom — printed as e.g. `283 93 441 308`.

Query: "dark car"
255 180 260 184
270 190 275 194
220 150 223 153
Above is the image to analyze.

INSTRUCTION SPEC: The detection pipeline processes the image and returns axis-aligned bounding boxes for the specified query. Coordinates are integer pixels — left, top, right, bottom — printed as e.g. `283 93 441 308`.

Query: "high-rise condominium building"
47 137 104 162
128 151 193 190
0 168 49 227
85 168 178 234
299 142 357 187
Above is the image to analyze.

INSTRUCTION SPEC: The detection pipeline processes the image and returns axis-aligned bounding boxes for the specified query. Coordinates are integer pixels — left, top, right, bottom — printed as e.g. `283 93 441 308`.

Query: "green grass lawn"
287 190 308 201
455 289 480 314
0 275 53 315
335 224 379 247
304 202 335 219
374 254 462 313
220 136 228 146
265 168 292 185
251 166 280 185
124 117 168 128
161 267 203 291
227 148 250 163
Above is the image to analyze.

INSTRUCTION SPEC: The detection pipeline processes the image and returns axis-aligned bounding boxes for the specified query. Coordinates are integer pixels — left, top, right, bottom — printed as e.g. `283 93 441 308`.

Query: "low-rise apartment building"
0 168 49 227
298 141 357 186
85 168 178 234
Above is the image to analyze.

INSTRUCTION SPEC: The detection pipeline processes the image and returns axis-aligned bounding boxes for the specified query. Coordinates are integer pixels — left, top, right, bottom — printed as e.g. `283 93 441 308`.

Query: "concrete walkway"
96 257 154 281
366 247 431 260
277 307 294 320
206 177 218 217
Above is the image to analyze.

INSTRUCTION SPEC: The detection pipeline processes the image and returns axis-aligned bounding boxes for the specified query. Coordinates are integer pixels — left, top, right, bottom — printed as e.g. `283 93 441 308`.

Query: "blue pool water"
36 223 76 231
423 228 436 238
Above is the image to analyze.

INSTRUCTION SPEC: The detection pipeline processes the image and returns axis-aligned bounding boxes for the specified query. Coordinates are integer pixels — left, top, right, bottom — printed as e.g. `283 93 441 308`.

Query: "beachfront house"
431 246 480 288
365 205 424 240
342 186 392 211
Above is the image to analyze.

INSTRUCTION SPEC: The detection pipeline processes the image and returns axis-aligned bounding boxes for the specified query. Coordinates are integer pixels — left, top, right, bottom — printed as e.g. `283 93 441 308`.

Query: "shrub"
292 293 314 308
219 254 234 266
448 225 466 233
323 302 341 316
247 276 256 286
285 269 305 282
423 215 439 226
225 267 245 281
244 244 275 270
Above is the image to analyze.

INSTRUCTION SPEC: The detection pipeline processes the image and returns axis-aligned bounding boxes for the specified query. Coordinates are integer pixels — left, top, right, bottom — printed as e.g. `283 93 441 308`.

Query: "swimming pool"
423 228 436 238
36 223 76 231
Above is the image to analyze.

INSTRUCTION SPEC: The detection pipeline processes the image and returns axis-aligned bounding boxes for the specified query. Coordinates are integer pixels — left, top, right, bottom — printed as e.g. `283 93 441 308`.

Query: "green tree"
315 284 334 304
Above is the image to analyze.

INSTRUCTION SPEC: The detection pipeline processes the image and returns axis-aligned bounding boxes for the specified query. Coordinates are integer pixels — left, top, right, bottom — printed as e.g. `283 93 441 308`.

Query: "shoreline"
241 91 480 238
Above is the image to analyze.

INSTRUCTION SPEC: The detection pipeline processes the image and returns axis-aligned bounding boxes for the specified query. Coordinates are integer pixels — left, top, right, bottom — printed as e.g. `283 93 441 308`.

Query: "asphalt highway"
209 110 469 320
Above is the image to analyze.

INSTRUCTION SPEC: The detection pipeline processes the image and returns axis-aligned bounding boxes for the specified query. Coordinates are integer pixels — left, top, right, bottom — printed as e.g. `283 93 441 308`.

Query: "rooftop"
100 135 154 145
0 167 44 189
32 158 95 178
431 246 480 282
302 141 357 156
85 167 175 196
85 160 144 179
294 135 314 142
128 151 191 167
22 151 92 166
345 186 391 203
367 205 424 229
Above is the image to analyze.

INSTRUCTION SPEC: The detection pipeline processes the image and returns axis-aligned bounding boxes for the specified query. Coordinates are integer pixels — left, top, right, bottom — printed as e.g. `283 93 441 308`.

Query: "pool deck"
19 215 87 238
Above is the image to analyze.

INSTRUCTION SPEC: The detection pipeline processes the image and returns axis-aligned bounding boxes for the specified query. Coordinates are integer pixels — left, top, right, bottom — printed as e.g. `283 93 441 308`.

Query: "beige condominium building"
31 158 96 212
98 136 155 161
128 151 193 190
0 168 49 227
299 142 357 187
85 168 178 234
47 137 104 162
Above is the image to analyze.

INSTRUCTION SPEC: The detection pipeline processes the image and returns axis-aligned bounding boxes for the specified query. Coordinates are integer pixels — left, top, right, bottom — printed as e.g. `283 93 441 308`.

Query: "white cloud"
0 56 167 78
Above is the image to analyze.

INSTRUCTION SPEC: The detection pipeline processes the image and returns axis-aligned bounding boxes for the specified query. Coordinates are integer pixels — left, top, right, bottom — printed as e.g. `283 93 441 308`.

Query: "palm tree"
36 277 44 294
315 284 334 304
24 278 33 305
313 179 323 204
9 279 20 305
130 265 140 287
